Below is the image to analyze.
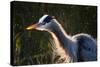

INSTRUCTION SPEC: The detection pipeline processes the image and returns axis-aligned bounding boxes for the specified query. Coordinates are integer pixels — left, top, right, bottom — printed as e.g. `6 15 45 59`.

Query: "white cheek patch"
36 22 51 31
36 27 45 31
38 15 48 23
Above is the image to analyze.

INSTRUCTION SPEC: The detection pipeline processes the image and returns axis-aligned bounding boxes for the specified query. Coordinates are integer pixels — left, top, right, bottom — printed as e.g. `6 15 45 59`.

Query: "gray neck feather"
50 19 77 62
51 19 72 49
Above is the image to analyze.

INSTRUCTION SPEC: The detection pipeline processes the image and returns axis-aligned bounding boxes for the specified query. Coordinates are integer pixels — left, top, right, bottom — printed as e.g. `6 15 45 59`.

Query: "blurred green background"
11 1 97 65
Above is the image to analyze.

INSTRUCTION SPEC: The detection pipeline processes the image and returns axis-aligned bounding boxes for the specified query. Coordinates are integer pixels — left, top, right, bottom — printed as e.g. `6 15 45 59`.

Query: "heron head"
26 15 56 32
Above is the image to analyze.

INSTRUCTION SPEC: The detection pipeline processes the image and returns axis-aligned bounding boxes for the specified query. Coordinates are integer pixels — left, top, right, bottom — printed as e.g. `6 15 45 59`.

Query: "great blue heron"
26 15 97 63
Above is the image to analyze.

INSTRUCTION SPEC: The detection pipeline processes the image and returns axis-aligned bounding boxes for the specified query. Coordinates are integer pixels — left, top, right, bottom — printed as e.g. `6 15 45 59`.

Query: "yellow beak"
26 23 39 30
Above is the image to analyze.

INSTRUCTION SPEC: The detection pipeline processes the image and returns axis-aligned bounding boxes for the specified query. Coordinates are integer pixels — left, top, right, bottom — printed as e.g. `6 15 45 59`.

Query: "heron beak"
26 23 39 30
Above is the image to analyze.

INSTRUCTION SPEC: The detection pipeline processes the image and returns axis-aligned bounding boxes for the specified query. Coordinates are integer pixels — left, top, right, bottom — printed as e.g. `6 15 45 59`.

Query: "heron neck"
53 27 71 48
51 19 72 50
49 19 77 62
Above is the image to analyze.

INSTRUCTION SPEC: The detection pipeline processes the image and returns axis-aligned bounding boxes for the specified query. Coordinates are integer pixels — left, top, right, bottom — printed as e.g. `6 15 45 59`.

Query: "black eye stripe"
43 16 53 23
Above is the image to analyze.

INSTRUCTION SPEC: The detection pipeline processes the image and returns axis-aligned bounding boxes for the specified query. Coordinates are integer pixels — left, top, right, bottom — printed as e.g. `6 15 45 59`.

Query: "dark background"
11 1 97 65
